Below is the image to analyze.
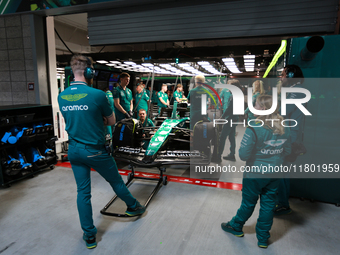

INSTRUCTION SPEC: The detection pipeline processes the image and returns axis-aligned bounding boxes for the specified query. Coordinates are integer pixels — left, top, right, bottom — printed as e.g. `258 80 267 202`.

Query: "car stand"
100 164 168 217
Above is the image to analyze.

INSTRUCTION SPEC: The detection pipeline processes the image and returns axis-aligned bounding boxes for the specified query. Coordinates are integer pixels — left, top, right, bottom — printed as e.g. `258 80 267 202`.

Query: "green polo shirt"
135 90 149 114
157 91 169 108
146 90 158 103
106 90 115 113
173 90 183 102
188 86 210 115
140 117 154 127
58 81 113 145
113 85 133 120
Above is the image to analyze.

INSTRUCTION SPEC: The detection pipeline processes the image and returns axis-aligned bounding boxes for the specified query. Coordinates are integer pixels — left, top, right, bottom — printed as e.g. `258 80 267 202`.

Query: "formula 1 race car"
111 102 217 167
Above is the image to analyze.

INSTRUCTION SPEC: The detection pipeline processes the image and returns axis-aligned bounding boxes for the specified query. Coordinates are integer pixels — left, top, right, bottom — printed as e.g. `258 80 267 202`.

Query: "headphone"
285 66 296 78
84 57 95 79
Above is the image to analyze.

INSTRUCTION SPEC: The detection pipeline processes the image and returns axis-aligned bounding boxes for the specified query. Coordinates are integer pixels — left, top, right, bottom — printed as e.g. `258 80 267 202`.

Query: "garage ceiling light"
243 55 255 59
124 61 136 65
243 55 255 72
142 63 154 67
222 58 242 73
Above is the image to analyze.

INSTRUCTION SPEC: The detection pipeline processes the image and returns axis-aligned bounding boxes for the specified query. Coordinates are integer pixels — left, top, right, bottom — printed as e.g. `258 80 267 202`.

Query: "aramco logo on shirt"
61 93 88 101
62 105 88 111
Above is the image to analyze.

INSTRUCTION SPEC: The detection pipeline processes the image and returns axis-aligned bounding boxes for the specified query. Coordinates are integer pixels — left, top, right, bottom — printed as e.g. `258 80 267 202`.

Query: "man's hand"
128 111 134 117
125 112 131 118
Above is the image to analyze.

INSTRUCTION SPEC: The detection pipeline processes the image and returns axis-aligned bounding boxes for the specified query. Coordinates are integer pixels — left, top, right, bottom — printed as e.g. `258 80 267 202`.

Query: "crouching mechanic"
221 95 291 248
58 55 145 249
138 108 155 150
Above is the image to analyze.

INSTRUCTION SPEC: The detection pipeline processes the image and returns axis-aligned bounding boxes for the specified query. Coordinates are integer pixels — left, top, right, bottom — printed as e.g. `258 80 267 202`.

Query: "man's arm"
103 112 116 126
175 93 181 102
114 98 127 114
130 99 133 111
159 97 168 106
239 127 256 161
106 113 116 126
99 91 117 125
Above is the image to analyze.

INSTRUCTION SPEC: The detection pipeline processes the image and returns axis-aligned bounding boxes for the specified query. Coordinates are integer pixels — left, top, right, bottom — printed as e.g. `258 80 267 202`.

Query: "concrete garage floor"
1 164 340 255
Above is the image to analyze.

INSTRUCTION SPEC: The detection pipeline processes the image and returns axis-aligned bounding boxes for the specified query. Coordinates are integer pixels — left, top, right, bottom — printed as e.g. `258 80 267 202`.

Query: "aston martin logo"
264 139 287 147
61 93 88 102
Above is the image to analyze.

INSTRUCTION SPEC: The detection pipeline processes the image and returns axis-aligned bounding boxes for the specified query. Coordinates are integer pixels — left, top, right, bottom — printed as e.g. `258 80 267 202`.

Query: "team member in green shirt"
221 95 291 249
113 72 133 121
101 86 115 139
173 84 186 103
157 84 169 114
138 109 155 149
58 55 145 249
187 75 210 129
134 83 150 118
138 108 154 127
146 86 158 103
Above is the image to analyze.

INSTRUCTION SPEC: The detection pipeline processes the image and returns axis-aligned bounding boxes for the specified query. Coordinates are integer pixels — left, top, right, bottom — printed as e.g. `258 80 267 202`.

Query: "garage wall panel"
88 0 339 45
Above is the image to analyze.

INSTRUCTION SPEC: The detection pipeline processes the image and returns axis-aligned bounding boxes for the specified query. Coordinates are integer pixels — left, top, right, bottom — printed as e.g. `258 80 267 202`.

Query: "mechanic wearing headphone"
113 72 134 121
274 64 305 216
221 95 291 249
58 55 145 249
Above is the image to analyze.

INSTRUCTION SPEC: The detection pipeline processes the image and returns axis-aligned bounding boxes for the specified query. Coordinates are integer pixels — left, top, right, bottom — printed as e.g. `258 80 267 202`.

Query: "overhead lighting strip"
222 58 242 74
243 55 255 72
197 61 224 75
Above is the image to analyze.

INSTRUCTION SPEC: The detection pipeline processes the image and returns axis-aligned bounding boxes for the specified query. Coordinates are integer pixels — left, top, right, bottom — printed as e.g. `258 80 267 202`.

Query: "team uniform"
157 91 169 114
187 86 210 129
134 90 149 116
146 90 158 104
224 122 291 247
113 85 133 122
173 90 183 102
105 89 114 138
58 81 137 238
140 117 154 128
139 117 155 150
